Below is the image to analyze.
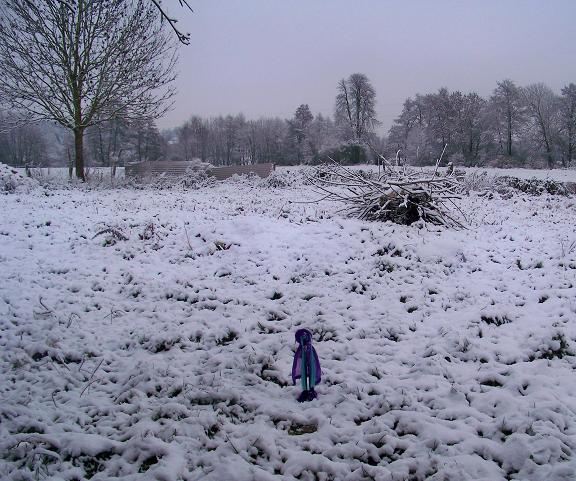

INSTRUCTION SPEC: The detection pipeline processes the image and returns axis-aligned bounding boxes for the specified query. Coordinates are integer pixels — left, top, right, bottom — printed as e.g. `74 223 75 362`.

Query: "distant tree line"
2 77 575 169
164 111 342 166
0 115 166 170
163 73 382 166
387 80 576 168
0 115 48 167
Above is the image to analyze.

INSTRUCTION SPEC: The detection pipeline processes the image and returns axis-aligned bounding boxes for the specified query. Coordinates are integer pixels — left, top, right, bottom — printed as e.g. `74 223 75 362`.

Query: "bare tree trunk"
352 145 361 164
67 147 73 179
545 146 554 168
538 120 554 169
542 128 553 168
568 125 574 167
74 127 85 181
111 149 121 180
507 113 512 156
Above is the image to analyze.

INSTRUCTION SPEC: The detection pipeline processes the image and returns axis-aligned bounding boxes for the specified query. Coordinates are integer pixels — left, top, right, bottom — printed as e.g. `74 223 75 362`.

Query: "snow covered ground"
1 169 575 481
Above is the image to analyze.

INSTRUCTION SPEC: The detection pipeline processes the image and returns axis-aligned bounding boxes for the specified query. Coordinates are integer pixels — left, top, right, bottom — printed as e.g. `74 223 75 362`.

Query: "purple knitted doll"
291 328 321 402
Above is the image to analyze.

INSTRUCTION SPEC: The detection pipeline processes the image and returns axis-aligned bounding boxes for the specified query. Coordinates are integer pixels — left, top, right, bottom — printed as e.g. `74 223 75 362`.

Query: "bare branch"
150 0 192 45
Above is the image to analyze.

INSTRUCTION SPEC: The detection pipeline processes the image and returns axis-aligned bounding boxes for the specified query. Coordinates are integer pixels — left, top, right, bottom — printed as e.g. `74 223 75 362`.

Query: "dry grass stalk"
92 226 128 242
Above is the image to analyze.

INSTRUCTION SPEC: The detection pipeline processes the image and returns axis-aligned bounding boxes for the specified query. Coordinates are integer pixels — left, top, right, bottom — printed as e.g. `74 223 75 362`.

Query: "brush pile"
309 162 466 228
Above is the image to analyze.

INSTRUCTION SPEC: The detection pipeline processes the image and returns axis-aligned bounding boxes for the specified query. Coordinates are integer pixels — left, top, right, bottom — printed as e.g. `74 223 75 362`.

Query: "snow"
1 167 575 480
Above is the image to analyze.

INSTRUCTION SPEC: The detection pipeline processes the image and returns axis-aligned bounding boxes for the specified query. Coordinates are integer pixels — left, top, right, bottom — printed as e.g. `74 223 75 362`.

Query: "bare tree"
458 92 487 163
489 80 524 157
559 83 576 167
177 122 194 162
176 116 210 162
388 98 422 161
426 88 460 149
86 116 126 169
126 118 165 163
288 104 314 164
521 83 559 168
0 0 178 180
335 73 378 163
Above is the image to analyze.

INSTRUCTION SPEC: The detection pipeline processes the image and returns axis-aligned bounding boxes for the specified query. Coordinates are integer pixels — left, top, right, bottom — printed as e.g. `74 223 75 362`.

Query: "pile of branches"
308 161 466 228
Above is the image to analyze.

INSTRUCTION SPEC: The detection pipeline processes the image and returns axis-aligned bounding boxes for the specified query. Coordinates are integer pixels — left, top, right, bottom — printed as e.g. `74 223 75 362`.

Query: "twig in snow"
34 297 53 318
103 308 122 324
80 359 104 397
38 297 51 313
225 434 240 454
183 223 193 251
65 313 80 328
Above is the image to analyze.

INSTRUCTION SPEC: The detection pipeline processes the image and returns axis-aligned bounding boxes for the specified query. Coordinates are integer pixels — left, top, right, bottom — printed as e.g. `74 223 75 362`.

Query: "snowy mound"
258 168 309 188
0 163 39 193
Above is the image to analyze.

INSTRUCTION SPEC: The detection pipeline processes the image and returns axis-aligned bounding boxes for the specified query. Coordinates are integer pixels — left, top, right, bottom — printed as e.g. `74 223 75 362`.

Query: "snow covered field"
1 169 575 481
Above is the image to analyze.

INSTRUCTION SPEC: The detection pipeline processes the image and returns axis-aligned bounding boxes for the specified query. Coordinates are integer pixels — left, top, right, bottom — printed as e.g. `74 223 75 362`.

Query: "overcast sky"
160 0 576 133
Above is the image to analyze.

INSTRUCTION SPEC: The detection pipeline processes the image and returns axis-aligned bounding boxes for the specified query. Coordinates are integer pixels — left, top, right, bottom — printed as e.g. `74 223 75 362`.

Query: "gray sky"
160 0 576 133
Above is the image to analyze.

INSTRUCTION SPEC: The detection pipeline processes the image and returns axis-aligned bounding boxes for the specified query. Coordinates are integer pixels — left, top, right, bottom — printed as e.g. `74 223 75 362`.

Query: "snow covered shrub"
3 434 61 479
259 171 290 188
127 161 216 190
480 313 511 326
313 324 338 342
28 167 65 187
258 169 307 188
142 334 183 353
92 224 128 246
496 176 572 196
528 331 572 361
461 170 499 193
179 163 216 189
84 167 106 186
0 162 39 193
215 329 238 346
139 222 157 241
